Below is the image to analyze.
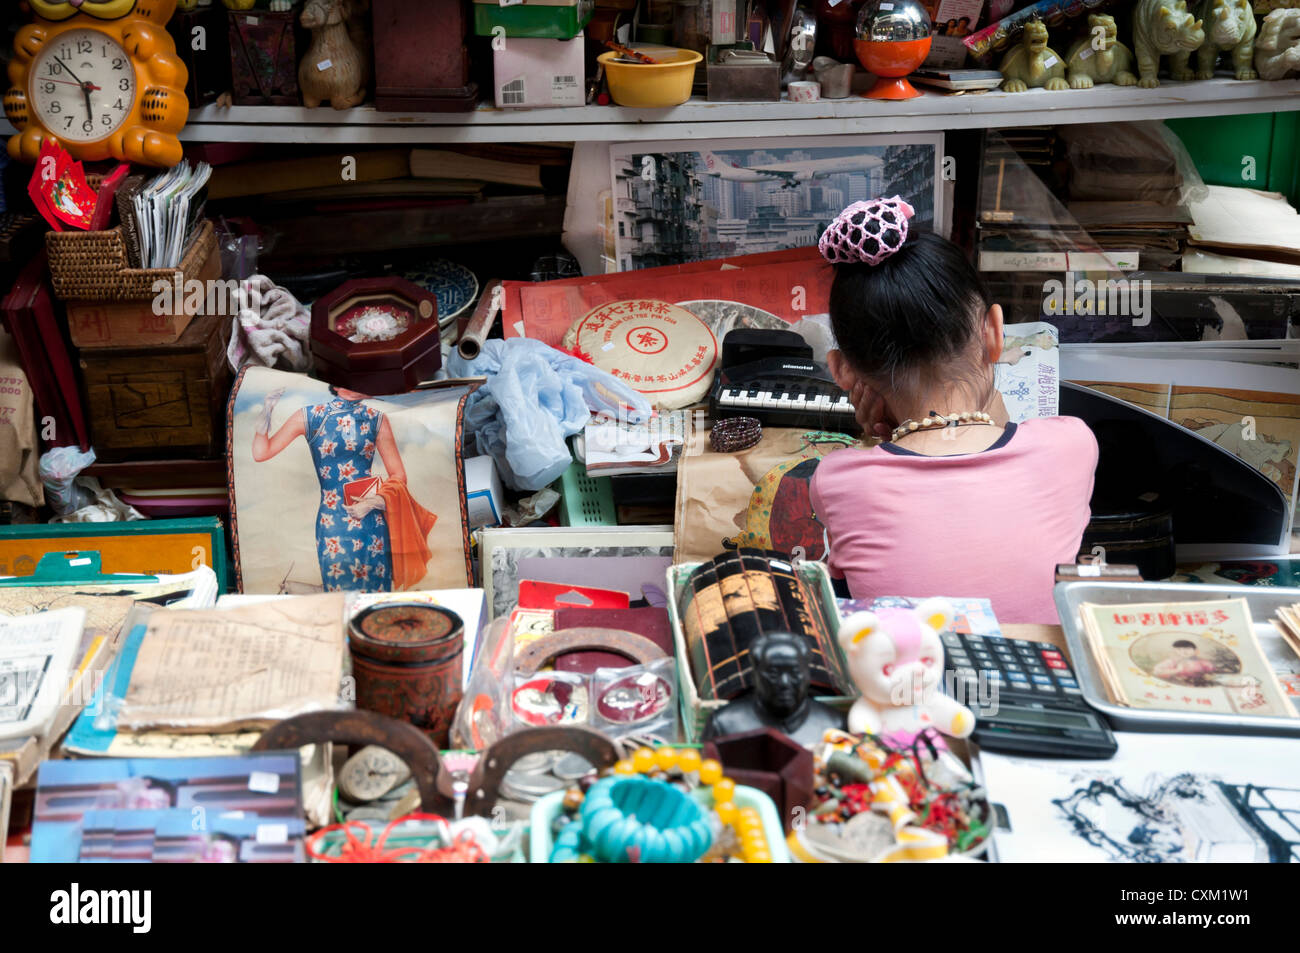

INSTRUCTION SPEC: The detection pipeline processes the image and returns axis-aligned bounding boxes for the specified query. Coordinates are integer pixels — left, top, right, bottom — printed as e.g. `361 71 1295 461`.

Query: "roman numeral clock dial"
29 28 136 144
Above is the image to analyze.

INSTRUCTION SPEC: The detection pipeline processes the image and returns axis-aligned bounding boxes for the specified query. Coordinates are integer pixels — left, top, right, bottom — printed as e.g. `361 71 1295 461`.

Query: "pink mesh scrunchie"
818 196 916 265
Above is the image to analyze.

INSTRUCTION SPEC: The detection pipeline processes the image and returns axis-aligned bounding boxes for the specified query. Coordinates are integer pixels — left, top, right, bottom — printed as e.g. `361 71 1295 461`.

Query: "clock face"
28 29 137 144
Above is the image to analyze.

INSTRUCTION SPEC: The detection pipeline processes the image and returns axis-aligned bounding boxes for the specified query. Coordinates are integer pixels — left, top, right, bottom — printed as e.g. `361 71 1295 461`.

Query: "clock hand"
53 56 84 86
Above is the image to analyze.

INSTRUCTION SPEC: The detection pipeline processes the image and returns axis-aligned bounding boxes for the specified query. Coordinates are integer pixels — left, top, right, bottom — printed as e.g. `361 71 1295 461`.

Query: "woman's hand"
257 387 287 435
828 349 895 440
345 495 386 519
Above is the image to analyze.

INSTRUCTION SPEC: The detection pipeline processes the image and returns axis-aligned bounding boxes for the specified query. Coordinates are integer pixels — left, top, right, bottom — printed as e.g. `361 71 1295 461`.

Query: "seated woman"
809 197 1098 624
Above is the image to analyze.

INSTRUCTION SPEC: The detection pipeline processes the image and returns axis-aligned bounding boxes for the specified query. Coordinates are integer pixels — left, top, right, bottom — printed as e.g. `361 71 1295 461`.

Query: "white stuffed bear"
838 598 975 747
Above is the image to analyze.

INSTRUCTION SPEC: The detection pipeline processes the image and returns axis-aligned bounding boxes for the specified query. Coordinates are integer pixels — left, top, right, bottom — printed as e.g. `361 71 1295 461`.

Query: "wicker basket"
46 219 217 302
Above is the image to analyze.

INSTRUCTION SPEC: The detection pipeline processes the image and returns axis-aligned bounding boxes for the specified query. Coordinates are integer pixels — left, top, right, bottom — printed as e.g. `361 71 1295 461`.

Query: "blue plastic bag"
447 338 652 491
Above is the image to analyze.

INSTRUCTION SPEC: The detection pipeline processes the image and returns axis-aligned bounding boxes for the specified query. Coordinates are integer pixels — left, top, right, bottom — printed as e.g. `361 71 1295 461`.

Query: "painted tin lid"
349 603 464 664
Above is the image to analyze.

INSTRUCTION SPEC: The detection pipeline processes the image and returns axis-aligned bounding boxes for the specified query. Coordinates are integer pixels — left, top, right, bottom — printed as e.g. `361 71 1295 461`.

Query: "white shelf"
180 77 1300 144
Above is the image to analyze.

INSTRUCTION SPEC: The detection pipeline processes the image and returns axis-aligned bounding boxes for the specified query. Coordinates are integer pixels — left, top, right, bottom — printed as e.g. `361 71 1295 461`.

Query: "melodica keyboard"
709 355 861 435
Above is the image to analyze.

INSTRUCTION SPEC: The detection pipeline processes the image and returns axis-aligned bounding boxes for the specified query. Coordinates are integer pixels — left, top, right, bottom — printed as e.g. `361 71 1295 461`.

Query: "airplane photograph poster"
609 133 944 271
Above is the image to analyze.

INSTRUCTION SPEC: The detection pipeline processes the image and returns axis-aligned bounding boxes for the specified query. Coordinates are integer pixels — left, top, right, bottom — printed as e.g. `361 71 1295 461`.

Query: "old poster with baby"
1080 598 1295 717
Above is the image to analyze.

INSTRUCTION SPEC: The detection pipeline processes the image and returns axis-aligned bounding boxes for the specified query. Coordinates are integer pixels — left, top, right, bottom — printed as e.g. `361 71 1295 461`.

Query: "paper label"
466 489 501 529
248 770 280 794
551 72 583 106
69 557 91 567
256 823 289 845
1042 54 1058 67
500 0 524 6
316 59 333 71
244 15 259 25
500 76 527 107
879 2 894 8
1078 564 1102 577
1078 47 1093 59
712 2 737 42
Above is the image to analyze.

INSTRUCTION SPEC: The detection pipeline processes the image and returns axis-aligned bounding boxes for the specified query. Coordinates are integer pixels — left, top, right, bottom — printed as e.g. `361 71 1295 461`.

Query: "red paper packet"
28 139 98 231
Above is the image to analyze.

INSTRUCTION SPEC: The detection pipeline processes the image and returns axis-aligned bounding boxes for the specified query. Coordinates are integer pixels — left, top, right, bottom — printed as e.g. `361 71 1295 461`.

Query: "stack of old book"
1078 597 1297 718
205 145 569 259
1273 601 1300 657
1061 122 1192 274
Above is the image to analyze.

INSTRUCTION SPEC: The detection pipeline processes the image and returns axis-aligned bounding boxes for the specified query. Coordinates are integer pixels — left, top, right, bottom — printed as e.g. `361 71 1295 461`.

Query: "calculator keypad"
945 631 1087 710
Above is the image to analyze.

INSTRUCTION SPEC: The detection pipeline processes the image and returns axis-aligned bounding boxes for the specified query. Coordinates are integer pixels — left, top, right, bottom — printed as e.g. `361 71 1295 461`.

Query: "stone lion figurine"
1066 14 1139 87
999 19 1069 92
1190 0 1258 78
1254 7 1300 79
1133 0 1206 86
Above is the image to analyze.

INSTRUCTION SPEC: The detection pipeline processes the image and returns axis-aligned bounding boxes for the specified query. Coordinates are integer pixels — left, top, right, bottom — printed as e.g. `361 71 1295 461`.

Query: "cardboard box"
494 36 586 107
66 227 224 348
465 455 504 529
474 0 594 39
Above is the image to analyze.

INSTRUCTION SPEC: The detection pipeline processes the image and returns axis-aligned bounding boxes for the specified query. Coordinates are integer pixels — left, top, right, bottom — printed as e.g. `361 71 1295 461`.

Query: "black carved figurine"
703 631 846 746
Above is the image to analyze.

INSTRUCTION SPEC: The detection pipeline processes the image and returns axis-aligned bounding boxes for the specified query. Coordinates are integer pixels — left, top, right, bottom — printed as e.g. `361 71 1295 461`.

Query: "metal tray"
1055 581 1300 736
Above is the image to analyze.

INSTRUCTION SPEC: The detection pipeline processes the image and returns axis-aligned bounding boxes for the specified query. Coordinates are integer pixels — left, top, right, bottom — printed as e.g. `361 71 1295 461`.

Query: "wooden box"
79 310 231 461
67 226 223 348
372 0 477 112
310 277 442 395
228 10 300 106
168 7 233 107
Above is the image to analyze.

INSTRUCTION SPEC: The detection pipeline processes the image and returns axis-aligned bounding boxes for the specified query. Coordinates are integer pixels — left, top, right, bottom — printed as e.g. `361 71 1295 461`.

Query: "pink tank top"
809 417 1098 624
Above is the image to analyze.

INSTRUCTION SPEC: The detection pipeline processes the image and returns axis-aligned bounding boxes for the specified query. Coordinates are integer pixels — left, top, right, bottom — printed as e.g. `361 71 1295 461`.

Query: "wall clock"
4 0 190 168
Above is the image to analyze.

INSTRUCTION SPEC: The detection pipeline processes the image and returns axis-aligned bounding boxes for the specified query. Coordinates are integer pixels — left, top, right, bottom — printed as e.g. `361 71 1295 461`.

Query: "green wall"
1166 112 1300 206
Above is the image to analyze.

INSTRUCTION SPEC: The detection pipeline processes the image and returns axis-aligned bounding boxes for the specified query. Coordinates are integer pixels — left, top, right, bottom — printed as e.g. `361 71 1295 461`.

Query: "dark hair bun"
828 230 991 380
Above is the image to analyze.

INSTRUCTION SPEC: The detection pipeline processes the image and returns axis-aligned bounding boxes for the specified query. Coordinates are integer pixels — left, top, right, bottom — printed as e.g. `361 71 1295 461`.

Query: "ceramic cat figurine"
1254 8 1300 79
838 598 975 748
1191 0 1258 78
1066 14 1139 87
298 0 365 108
999 19 1069 91
1133 0 1206 86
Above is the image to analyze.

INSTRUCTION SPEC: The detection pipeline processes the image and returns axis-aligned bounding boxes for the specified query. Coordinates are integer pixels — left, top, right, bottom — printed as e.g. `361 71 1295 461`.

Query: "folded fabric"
447 338 652 491
227 275 313 374
378 479 438 590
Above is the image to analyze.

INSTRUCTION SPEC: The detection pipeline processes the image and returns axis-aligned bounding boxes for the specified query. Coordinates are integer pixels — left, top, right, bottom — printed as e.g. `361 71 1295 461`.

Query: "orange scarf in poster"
378 480 437 590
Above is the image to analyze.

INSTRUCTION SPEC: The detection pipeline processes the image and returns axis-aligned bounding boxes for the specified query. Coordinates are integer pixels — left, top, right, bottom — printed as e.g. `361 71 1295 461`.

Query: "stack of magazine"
1079 597 1297 718
1272 602 1300 658
133 160 211 269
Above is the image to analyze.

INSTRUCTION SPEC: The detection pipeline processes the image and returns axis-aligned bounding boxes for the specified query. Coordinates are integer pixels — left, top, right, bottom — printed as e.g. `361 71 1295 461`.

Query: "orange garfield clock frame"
5 0 189 168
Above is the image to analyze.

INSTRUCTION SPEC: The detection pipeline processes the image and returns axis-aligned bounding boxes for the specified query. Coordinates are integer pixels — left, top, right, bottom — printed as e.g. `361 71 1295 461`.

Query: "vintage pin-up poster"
228 366 472 593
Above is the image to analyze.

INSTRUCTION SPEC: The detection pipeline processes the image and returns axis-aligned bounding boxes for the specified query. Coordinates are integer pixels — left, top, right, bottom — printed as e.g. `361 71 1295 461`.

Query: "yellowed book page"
118 593 346 733
1080 599 1296 718
1082 610 1128 706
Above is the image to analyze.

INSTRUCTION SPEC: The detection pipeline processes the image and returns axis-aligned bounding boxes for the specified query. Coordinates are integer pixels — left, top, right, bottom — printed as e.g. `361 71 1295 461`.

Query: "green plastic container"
473 0 594 39
558 460 617 527
529 783 791 862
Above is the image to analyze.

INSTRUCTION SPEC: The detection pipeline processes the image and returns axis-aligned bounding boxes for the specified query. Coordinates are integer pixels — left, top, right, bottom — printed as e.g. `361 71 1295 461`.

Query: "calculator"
943 630 1118 759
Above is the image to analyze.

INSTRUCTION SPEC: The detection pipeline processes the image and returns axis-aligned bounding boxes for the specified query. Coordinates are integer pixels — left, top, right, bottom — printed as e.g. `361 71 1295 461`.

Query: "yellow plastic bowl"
598 47 702 108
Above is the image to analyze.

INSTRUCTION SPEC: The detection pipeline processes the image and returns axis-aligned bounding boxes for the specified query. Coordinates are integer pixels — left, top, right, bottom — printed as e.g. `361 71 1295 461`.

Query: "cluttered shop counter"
4 541 1300 865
